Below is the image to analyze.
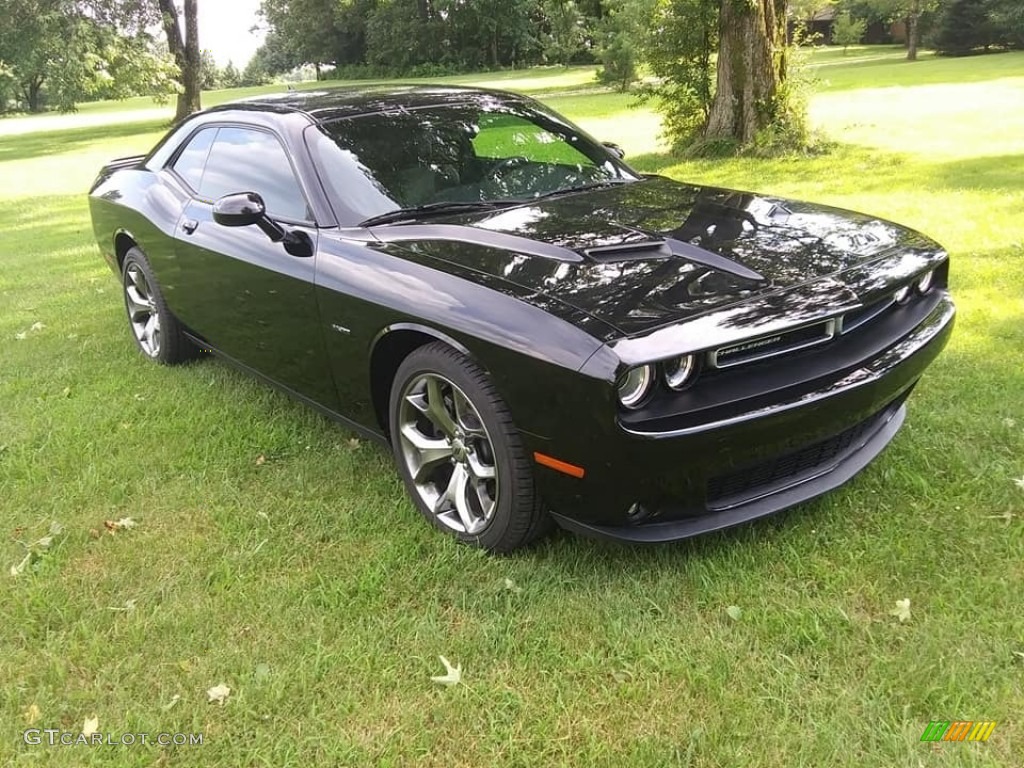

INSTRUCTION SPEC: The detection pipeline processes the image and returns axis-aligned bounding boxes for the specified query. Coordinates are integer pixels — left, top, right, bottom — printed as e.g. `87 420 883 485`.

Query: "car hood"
370 176 940 337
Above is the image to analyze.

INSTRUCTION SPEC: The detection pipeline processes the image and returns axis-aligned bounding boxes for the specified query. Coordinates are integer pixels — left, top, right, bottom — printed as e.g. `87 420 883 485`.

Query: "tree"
199 48 220 89
832 11 868 51
595 0 651 90
988 0 1024 48
543 0 586 65
221 61 241 88
158 0 200 120
860 0 943 59
703 0 792 146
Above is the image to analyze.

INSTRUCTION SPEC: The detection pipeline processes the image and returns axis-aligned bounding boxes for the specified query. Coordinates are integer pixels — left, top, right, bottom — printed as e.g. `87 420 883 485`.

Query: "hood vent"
585 235 765 283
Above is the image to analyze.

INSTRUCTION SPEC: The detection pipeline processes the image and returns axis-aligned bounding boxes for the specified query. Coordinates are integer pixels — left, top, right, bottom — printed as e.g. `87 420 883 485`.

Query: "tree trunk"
907 13 919 61
23 76 44 112
704 0 789 146
158 0 201 122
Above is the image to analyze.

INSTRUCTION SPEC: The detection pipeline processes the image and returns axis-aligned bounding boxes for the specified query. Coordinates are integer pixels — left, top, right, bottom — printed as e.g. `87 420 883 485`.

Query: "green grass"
2 48 1023 766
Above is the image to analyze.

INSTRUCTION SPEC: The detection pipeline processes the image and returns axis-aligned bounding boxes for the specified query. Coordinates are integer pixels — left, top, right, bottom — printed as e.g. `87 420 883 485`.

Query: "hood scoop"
584 236 765 282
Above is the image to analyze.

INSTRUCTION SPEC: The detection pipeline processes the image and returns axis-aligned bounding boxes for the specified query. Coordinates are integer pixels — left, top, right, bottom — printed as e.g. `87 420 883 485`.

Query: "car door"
170 125 339 411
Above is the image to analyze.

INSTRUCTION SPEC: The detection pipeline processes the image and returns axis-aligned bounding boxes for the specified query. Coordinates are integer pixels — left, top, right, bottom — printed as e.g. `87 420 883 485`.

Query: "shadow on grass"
0 118 168 163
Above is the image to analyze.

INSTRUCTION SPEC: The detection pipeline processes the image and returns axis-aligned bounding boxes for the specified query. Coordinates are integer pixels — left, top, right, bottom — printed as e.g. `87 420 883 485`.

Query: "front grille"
711 319 835 369
706 407 889 505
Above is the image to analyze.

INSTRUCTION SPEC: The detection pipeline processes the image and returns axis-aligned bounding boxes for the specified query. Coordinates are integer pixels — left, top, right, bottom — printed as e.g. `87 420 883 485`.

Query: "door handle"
181 218 199 235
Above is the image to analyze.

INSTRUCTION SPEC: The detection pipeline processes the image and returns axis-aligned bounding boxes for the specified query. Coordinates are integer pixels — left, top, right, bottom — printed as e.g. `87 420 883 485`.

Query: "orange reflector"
533 452 585 479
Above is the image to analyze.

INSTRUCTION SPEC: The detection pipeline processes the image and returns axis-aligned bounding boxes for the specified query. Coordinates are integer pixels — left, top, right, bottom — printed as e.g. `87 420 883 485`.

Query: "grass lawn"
1 48 1022 766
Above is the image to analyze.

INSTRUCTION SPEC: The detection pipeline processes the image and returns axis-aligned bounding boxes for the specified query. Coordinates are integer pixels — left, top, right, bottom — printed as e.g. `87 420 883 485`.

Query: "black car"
88 85 955 551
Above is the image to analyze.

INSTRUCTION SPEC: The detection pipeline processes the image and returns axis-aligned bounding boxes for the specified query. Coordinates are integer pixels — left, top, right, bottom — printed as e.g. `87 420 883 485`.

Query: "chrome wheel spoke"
400 423 453 482
466 451 495 481
470 478 496 522
125 286 150 318
452 467 481 533
433 463 465 515
453 390 486 436
425 377 458 437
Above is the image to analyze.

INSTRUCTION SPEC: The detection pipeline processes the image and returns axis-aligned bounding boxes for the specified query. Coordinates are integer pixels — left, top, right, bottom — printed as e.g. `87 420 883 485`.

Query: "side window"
471 113 594 168
170 127 216 192
199 127 311 222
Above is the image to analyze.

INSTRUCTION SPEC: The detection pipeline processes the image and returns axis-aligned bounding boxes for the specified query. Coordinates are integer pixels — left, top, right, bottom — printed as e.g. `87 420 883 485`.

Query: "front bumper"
535 293 955 542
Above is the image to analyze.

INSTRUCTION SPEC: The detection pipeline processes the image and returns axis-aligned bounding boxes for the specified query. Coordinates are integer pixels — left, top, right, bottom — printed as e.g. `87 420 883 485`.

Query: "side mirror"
213 192 267 228
602 142 626 160
212 191 313 257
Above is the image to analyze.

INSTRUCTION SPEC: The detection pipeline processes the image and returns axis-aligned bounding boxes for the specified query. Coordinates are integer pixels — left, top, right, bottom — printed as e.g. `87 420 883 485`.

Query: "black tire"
121 247 195 365
388 342 551 552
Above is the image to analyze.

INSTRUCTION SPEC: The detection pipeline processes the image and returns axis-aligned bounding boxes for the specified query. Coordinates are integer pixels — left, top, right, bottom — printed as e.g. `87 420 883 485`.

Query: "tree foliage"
595 0 650 90
0 0 176 113
637 0 719 148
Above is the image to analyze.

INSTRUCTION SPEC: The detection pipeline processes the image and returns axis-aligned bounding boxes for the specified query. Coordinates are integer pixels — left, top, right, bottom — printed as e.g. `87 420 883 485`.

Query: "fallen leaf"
82 715 99 737
1003 417 1017 428
30 322 46 332
1014 476 1024 492
503 577 522 594
14 332 26 341
430 655 462 686
89 529 101 539
347 438 361 449
24 703 41 725
255 454 266 466
207 683 231 705
109 599 137 612
253 663 271 682
10 553 31 577
62 387 72 398
103 518 135 534
161 694 181 712
725 605 743 621
890 598 911 623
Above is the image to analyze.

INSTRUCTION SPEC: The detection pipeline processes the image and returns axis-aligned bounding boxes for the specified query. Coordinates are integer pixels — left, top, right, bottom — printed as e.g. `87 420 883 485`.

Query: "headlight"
617 365 653 409
894 285 912 304
663 354 697 390
917 270 935 294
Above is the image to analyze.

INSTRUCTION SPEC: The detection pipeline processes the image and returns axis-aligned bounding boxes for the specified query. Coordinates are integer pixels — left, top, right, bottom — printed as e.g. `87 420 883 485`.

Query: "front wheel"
389 343 550 552
121 247 195 365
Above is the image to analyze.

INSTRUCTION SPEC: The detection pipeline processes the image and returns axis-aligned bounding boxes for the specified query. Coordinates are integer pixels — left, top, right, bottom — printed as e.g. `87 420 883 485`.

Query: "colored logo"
920 721 997 742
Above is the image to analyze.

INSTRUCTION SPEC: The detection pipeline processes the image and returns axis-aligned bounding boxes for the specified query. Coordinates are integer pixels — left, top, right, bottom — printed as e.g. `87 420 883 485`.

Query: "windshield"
307 99 638 225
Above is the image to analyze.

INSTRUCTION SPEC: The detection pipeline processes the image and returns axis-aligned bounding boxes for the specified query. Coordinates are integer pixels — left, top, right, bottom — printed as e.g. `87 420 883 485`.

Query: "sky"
197 0 266 68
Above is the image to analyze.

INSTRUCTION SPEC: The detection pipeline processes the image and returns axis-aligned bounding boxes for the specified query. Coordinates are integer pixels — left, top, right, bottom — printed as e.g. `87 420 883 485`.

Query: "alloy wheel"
124 263 161 358
397 372 499 535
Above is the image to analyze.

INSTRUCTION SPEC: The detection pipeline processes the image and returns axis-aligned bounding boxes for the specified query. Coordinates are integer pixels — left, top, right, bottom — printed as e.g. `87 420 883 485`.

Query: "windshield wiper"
518 178 635 203
360 201 512 227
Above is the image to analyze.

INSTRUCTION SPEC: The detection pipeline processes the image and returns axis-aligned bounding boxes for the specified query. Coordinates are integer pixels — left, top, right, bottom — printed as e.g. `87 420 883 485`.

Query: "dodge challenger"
88 86 955 551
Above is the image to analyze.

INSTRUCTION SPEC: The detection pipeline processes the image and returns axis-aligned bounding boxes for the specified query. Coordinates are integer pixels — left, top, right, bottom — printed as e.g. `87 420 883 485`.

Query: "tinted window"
310 101 636 221
200 127 311 221
171 127 216 191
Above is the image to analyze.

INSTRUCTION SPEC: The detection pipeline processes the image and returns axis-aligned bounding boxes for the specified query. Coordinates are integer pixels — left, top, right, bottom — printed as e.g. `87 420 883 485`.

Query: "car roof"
210 84 526 124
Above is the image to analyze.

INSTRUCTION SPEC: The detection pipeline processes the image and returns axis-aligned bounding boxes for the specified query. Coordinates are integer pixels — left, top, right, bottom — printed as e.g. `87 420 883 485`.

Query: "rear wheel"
121 247 194 365
389 342 550 552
